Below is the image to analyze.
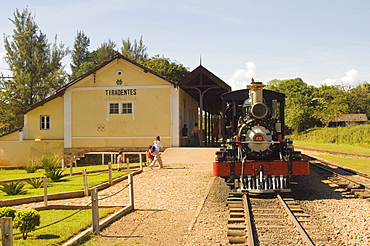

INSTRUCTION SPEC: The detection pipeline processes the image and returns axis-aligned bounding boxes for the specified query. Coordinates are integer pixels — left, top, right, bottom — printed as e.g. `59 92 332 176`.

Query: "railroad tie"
295 213 311 217
228 217 245 223
230 212 245 218
228 236 247 245
228 230 247 237
228 224 246 230
354 191 370 199
230 208 244 212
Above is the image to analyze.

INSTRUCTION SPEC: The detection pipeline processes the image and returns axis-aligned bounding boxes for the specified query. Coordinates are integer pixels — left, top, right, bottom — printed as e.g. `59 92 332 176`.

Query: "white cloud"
320 68 360 87
320 78 338 86
226 62 256 90
340 68 359 86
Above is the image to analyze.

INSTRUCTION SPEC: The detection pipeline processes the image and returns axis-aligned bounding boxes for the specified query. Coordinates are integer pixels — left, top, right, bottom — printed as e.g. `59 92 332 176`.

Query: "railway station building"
0 54 231 166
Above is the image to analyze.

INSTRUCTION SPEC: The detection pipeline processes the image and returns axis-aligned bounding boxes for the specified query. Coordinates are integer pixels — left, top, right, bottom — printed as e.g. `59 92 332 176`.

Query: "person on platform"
147 145 154 166
117 151 124 170
212 123 219 146
192 123 199 147
149 136 164 168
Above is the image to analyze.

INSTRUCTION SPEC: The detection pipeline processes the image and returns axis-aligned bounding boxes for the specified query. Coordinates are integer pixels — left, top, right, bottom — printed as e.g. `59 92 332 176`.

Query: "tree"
313 84 349 127
2 9 67 131
121 36 148 62
0 77 23 133
70 31 90 80
92 39 117 64
347 82 370 118
71 39 117 78
266 78 317 133
139 54 190 82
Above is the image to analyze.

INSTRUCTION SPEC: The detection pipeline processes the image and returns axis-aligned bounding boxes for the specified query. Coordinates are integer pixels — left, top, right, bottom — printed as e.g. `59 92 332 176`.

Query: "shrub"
24 160 38 173
45 168 64 182
0 182 27 195
0 207 17 219
40 154 61 172
14 208 40 240
26 178 44 188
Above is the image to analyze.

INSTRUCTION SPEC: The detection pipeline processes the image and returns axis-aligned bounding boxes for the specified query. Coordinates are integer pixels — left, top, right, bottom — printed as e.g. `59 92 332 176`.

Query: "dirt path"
82 148 230 246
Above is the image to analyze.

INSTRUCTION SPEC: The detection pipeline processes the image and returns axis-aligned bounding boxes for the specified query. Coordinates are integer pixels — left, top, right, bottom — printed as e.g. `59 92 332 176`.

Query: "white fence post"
91 188 99 235
1 217 13 246
83 169 88 196
128 173 134 209
43 176 48 206
139 153 143 170
126 158 130 174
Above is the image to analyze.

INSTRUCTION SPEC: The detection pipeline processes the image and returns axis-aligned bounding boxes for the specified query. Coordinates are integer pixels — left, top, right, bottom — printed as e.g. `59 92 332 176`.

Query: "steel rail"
312 157 370 179
311 162 370 190
277 194 315 246
243 194 255 246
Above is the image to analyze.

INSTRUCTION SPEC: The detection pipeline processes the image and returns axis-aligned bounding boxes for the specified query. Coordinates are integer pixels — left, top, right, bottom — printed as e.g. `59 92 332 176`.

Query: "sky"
1 0 370 90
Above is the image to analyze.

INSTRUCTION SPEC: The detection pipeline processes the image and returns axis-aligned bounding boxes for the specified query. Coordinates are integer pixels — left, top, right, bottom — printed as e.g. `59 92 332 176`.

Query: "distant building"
330 114 369 127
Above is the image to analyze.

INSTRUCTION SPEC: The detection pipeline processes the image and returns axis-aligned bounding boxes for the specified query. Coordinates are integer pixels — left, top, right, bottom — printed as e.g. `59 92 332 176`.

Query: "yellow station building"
0 54 230 166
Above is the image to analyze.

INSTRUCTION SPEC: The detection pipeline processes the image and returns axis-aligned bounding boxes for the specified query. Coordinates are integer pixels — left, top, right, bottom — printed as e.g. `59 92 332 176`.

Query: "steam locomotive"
213 80 309 193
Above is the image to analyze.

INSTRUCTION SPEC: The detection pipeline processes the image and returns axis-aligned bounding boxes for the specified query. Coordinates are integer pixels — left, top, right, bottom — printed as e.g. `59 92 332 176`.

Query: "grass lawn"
315 154 370 176
13 209 114 246
0 163 138 181
294 140 370 155
0 169 46 181
293 140 370 175
0 170 129 200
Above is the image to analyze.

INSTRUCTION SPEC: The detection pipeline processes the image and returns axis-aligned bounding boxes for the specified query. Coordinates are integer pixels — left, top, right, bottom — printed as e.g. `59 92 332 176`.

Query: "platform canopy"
177 65 231 146
177 65 231 115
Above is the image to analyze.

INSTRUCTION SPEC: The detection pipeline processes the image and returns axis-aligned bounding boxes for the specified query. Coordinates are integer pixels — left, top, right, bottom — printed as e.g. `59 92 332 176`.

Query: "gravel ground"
292 149 370 246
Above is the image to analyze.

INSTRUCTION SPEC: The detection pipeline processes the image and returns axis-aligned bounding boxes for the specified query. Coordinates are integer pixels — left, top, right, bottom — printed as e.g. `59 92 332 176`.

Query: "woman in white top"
149 136 164 168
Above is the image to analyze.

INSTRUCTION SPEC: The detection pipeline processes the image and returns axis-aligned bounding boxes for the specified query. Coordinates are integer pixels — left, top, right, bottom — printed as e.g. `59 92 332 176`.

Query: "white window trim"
40 115 50 130
106 101 135 120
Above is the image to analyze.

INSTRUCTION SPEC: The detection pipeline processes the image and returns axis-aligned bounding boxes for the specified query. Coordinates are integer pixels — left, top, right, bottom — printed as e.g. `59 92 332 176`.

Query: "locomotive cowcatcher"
213 80 310 193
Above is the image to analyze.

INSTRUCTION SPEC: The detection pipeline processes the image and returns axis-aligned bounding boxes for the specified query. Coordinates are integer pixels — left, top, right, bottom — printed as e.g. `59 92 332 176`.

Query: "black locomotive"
213 80 309 193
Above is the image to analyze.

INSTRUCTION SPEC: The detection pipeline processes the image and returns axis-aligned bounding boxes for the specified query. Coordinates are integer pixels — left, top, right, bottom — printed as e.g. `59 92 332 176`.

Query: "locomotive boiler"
213 80 310 193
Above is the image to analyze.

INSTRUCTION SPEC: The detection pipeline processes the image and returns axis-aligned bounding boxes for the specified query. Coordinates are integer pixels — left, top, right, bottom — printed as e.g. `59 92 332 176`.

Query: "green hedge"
293 124 370 148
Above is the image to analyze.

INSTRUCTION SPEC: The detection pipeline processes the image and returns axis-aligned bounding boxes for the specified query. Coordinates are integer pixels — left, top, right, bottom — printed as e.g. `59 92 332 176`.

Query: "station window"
109 102 133 114
40 115 50 130
122 103 132 114
109 103 119 114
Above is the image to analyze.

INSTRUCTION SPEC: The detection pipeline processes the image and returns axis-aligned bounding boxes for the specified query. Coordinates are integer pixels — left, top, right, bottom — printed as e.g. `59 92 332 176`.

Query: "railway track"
309 157 370 199
227 192 324 246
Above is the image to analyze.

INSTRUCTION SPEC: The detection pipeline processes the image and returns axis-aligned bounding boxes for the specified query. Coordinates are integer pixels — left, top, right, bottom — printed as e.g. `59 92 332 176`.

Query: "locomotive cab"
213 80 310 194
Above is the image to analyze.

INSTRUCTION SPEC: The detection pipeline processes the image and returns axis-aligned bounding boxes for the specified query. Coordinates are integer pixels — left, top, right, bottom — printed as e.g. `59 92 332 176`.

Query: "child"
117 151 124 170
147 145 154 166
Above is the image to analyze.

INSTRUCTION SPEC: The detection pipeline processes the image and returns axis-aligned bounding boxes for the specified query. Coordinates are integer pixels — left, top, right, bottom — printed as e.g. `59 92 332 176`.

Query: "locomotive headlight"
251 103 268 119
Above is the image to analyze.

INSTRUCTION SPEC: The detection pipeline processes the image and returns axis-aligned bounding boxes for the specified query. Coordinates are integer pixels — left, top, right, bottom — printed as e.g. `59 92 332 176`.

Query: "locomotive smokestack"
248 80 265 105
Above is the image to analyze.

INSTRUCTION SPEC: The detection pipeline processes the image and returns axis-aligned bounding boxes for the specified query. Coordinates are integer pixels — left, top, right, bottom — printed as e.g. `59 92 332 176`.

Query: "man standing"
192 123 199 147
212 123 219 146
